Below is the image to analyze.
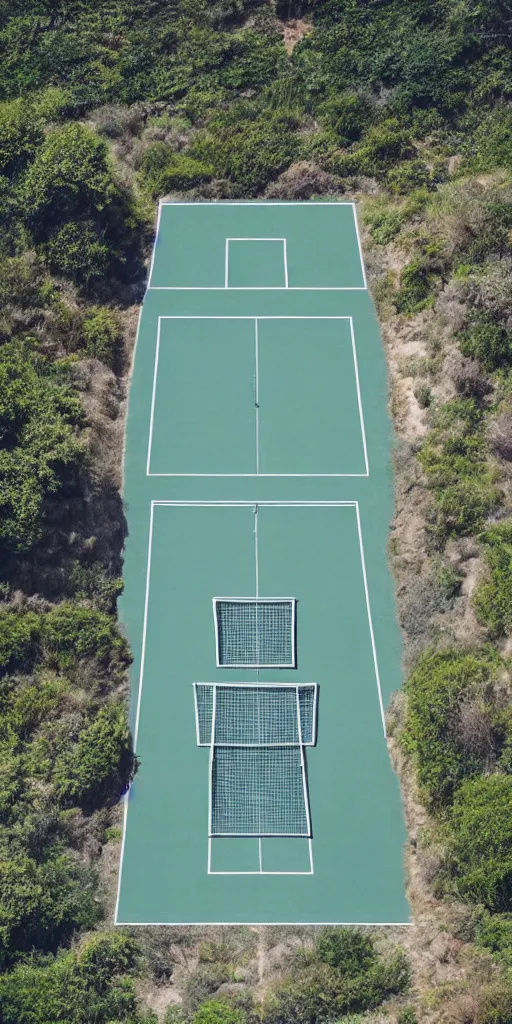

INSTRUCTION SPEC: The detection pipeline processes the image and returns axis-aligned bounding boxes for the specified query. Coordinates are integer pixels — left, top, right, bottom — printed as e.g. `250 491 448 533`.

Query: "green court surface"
117 201 409 925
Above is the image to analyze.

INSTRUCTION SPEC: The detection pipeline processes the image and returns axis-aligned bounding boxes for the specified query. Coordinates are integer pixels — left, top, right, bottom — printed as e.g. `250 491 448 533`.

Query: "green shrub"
470 108 512 171
0 851 98 966
193 1001 245 1024
0 99 43 177
190 109 299 194
477 913 512 960
403 648 502 805
419 398 501 541
0 610 41 676
23 124 116 235
431 479 501 540
54 703 136 810
339 120 416 178
264 947 409 1024
474 522 512 637
43 603 129 672
459 314 512 371
314 928 376 975
139 143 213 198
386 160 432 195
414 383 432 408
43 221 111 285
444 775 512 911
0 933 140 1023
316 92 374 144
82 307 122 369
394 258 436 314
0 342 85 558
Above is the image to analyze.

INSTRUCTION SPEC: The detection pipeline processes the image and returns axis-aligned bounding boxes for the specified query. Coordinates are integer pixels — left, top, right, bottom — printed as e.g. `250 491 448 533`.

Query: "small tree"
445 775 512 911
54 703 136 810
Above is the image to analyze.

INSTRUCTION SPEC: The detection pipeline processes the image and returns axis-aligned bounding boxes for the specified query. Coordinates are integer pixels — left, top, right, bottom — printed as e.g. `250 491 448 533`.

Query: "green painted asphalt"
117 202 409 925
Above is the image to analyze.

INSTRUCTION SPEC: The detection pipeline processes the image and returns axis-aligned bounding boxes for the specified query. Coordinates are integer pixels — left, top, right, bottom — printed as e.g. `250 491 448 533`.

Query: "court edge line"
118 920 413 926
158 201 360 206
350 318 369 478
148 286 367 291
145 318 161 476
115 501 155 925
148 316 369 479
351 202 368 289
147 202 163 290
355 503 387 738
254 321 260 474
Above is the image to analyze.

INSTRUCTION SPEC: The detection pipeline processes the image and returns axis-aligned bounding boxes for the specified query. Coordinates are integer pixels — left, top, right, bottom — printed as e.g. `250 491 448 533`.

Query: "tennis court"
116 202 409 925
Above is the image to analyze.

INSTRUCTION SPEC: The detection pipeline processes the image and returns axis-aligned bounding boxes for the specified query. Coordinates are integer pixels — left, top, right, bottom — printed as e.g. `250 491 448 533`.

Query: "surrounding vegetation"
1 0 512 1019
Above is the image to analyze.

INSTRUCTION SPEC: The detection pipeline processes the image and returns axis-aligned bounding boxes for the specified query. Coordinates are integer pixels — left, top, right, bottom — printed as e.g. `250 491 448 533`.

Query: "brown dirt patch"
279 18 313 53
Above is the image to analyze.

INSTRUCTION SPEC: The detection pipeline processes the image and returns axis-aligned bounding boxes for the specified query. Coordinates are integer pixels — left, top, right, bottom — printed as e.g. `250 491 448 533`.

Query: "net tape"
215 599 295 667
195 684 316 746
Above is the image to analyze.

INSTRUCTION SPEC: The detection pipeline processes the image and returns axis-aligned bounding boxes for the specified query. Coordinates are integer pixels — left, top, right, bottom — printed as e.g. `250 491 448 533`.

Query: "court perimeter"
116 202 409 925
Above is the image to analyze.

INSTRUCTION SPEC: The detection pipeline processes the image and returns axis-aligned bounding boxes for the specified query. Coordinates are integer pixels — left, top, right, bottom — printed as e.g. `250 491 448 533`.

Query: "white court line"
355 504 386 738
147 316 369 479
119 919 411 925
254 506 259 599
254 320 260 474
350 318 369 477
145 319 161 476
148 287 367 291
225 238 287 289
352 203 368 290
147 202 163 290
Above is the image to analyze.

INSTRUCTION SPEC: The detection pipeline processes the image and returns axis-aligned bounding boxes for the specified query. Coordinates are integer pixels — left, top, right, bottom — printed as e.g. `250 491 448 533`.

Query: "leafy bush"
459 314 512 371
0 99 43 177
193 1002 245 1024
139 144 213 198
403 648 503 806
386 160 432 195
82 307 123 369
43 603 130 672
22 124 117 236
337 120 416 178
54 703 136 810
43 221 111 285
264 935 409 1024
0 342 85 558
21 123 142 284
474 523 512 637
314 928 376 975
0 610 41 676
0 934 142 1023
444 775 512 911
419 398 501 541
0 851 98 966
316 92 374 144
394 258 436 314
190 109 299 194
